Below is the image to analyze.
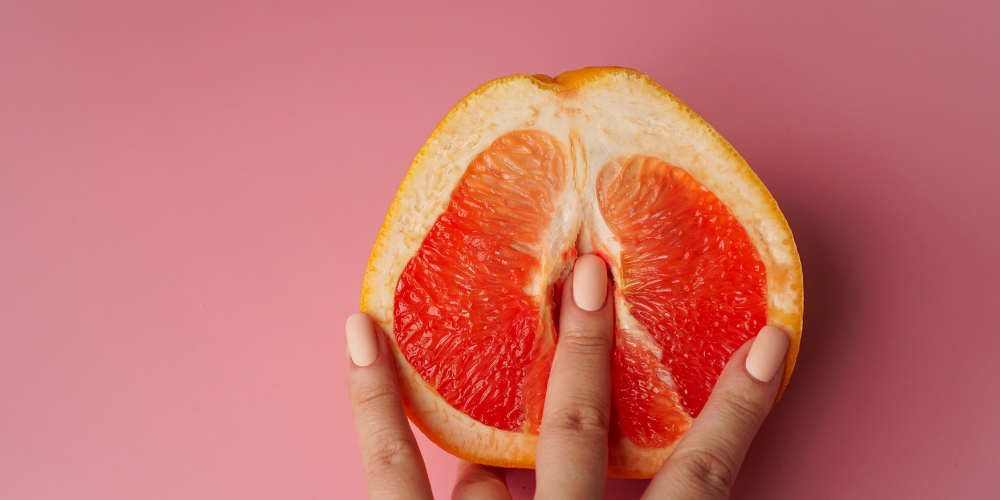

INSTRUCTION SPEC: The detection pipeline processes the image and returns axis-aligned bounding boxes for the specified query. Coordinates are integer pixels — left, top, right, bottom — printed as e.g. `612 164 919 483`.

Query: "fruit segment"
394 130 567 432
598 156 768 420
612 334 690 447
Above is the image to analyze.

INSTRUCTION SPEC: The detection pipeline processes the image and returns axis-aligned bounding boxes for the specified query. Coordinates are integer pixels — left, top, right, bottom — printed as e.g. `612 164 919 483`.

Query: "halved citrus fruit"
360 67 803 478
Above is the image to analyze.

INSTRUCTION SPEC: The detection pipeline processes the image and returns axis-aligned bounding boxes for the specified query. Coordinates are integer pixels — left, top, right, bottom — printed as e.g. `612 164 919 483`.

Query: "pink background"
2 1 999 498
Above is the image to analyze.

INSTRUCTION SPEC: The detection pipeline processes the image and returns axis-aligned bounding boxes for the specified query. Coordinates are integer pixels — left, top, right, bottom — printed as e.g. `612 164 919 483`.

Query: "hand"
345 255 789 499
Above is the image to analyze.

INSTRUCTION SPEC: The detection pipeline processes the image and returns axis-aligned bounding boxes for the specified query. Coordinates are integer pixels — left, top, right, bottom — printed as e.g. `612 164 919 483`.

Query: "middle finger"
534 255 615 500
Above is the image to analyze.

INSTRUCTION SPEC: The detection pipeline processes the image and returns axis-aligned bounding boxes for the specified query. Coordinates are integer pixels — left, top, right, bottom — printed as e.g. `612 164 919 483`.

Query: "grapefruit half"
360 67 803 478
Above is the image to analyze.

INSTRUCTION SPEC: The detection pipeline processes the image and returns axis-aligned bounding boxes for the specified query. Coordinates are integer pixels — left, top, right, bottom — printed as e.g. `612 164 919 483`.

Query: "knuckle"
718 391 766 429
544 402 610 435
559 331 613 357
363 430 419 473
673 449 738 498
350 378 397 411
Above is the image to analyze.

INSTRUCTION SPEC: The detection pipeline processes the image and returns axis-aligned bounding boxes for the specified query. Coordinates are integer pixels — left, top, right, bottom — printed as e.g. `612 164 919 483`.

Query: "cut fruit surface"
361 67 803 478
394 130 565 432
598 156 768 421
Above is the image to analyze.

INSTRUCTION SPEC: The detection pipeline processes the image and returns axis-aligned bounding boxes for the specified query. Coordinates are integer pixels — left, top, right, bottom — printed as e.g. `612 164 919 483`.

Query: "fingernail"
746 325 789 382
346 312 379 367
572 254 608 312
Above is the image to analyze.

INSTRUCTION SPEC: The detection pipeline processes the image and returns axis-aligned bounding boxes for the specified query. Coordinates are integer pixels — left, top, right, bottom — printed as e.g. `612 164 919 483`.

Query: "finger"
535 255 615 500
643 326 789 500
451 461 512 500
346 312 433 500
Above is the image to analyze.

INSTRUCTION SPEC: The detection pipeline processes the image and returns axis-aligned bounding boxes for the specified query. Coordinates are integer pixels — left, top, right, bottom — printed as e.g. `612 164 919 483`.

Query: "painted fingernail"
746 325 789 382
346 312 379 367
573 254 608 312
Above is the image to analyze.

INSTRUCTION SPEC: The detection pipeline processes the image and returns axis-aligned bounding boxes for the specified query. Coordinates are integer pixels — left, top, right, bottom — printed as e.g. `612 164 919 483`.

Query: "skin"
346 260 785 500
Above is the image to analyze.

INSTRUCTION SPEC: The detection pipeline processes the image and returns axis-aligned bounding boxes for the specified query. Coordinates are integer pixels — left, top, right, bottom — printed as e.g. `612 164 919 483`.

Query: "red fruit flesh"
612 335 691 447
394 130 566 432
598 156 768 430
394 133 767 448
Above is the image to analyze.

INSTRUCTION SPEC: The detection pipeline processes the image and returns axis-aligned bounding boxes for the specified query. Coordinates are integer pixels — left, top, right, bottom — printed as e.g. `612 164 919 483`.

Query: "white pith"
361 69 803 478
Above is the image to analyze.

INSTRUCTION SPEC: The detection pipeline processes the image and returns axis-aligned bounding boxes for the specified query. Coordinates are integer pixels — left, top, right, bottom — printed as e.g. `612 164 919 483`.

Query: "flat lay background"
2 1 999 498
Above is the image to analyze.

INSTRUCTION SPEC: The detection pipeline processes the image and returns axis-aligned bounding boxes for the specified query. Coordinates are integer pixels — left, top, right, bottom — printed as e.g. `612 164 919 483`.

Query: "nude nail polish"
573 254 608 312
746 325 789 382
346 312 379 367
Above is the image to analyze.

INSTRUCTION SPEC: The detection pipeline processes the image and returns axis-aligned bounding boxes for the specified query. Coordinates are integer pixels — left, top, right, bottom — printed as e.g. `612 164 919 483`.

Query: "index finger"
346 313 434 500
534 255 615 500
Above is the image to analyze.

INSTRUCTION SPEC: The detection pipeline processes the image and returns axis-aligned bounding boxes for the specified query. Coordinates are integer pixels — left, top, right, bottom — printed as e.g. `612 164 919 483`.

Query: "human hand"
345 255 789 499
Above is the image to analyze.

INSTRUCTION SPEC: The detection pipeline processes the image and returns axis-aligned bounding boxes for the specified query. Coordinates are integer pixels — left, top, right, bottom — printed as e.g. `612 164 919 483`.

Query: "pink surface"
2 1 999 498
